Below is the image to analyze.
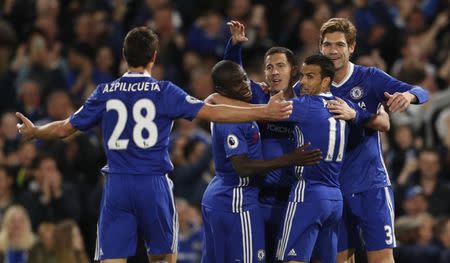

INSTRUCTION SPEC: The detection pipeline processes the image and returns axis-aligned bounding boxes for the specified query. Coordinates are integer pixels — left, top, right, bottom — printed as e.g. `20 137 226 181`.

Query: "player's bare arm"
205 93 257 107
327 97 390 132
197 90 293 122
16 112 77 141
230 143 322 178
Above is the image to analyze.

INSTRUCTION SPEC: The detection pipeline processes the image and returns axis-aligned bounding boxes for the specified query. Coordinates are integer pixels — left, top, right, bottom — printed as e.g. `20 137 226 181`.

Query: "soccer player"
311 18 429 263
219 21 303 262
277 54 356 263
215 21 383 262
201 60 322 263
15 27 293 263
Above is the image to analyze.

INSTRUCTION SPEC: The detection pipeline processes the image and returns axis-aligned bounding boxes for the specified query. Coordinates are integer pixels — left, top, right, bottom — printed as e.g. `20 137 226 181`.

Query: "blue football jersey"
249 82 298 205
69 72 204 175
293 63 429 195
287 93 349 201
202 121 263 212
224 40 299 204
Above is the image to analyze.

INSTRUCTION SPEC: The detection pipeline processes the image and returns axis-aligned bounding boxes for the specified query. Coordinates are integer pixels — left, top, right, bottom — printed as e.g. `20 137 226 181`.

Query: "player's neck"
128 63 154 76
333 63 350 85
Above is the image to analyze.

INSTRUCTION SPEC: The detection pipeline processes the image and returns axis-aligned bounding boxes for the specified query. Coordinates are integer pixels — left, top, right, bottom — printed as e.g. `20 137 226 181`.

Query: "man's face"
229 67 252 102
264 53 294 93
299 64 326 95
320 32 354 72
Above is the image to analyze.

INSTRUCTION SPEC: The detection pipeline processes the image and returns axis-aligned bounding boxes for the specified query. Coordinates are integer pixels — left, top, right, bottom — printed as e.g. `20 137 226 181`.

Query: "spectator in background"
186 10 228 57
16 80 44 122
92 45 115 86
401 186 428 217
64 43 95 101
388 124 418 183
28 222 56 263
0 205 35 263
1 112 20 156
10 141 37 192
399 148 450 217
394 213 441 263
176 199 202 263
14 31 66 98
53 220 89 263
0 166 17 220
19 155 80 230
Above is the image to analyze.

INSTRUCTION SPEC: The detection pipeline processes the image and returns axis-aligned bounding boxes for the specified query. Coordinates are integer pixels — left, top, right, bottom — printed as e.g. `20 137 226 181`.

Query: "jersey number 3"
107 99 158 150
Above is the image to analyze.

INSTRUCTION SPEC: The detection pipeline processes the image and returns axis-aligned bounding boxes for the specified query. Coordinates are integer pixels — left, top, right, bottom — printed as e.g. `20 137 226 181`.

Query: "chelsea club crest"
350 86 363 100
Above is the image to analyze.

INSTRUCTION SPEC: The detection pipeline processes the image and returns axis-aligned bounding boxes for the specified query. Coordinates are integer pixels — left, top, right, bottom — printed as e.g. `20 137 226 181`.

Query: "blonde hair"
0 205 36 251
320 18 357 45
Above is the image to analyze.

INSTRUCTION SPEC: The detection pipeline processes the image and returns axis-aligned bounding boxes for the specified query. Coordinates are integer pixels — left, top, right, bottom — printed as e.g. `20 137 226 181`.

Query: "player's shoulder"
354 64 387 77
214 121 251 134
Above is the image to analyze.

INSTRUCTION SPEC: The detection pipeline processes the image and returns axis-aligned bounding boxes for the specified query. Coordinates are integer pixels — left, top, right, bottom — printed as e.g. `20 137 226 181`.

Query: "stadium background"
0 0 449 262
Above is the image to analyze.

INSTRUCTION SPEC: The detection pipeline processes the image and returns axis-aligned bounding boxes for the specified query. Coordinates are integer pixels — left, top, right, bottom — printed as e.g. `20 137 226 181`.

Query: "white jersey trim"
333 62 354 87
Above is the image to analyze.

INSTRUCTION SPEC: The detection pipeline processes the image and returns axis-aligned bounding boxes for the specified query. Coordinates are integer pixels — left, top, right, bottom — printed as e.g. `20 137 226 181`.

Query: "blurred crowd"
0 0 449 262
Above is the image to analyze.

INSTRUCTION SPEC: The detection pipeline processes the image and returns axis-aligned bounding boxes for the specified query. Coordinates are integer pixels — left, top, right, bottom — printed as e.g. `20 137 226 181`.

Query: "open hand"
327 97 356 120
227 20 248 45
291 143 322 166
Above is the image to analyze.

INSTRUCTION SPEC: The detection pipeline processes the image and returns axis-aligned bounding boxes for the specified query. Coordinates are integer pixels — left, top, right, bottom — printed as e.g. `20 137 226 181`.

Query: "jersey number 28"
107 99 158 150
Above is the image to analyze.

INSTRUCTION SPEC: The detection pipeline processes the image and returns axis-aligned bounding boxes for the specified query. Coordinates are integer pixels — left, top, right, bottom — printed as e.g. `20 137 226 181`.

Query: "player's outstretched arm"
16 112 77 141
197 91 293 122
205 93 257 107
231 143 322 178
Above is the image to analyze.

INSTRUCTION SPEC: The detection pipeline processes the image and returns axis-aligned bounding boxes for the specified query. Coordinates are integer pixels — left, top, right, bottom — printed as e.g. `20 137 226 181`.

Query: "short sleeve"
222 124 249 158
69 86 104 132
163 82 205 120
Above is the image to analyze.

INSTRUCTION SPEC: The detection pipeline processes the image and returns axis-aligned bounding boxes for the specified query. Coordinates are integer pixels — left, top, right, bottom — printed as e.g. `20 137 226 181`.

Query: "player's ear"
349 42 356 54
322 76 331 88
151 51 157 63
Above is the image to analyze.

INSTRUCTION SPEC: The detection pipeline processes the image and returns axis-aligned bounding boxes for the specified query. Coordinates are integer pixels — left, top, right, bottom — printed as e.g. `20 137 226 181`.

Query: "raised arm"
223 20 248 65
231 144 322 178
16 113 77 141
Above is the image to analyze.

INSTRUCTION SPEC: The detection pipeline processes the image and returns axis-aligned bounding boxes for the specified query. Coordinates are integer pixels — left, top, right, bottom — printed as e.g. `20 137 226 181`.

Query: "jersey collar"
332 62 354 88
123 71 152 78
318 92 333 97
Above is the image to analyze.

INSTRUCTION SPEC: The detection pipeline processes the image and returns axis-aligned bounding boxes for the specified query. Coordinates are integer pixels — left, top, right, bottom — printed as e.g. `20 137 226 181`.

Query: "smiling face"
264 52 294 93
229 67 252 102
212 60 252 102
320 31 355 72
299 63 330 96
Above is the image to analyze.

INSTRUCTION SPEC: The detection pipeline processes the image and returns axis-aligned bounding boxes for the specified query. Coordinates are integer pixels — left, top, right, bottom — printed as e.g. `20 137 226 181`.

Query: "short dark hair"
303 54 335 81
123 27 159 67
211 60 242 95
264 47 297 69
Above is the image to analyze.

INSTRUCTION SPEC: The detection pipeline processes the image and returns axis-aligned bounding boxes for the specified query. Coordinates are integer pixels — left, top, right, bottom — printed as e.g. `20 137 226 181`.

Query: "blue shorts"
338 186 396 252
94 174 178 260
201 205 266 263
260 203 287 263
277 200 342 263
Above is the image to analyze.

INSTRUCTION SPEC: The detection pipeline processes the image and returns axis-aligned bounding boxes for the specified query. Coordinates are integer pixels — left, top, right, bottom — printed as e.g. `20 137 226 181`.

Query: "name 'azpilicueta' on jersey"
102 82 161 93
